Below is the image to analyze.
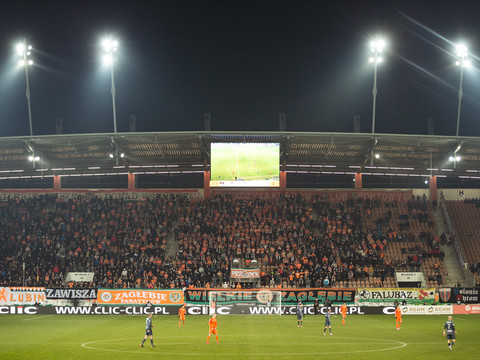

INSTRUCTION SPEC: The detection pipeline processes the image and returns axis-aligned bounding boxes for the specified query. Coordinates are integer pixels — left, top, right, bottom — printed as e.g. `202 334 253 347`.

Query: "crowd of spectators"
0 194 183 288
0 192 446 290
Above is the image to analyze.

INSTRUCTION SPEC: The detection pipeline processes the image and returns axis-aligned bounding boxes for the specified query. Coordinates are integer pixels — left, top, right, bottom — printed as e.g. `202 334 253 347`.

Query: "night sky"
0 0 479 137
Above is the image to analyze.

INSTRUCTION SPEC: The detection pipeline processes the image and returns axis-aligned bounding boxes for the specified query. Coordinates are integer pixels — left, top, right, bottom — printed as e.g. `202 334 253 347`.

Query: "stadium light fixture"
369 37 386 134
17 39 34 136
101 36 118 133
455 42 468 137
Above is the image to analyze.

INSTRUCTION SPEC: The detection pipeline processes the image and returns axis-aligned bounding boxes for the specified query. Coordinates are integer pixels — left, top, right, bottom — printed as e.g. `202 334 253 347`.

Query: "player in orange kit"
178 304 186 327
207 313 219 344
340 302 347 325
395 305 402 330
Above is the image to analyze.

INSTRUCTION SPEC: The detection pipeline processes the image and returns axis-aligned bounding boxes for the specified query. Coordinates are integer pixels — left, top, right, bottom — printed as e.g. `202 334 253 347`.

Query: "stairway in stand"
431 207 465 287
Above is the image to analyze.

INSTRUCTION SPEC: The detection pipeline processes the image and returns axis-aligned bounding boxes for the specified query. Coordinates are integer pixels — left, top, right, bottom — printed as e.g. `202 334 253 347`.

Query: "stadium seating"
446 200 480 268
0 194 449 289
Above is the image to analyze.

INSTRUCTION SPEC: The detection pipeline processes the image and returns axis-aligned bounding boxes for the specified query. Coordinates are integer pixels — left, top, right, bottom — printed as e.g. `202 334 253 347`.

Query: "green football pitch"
0 314 478 359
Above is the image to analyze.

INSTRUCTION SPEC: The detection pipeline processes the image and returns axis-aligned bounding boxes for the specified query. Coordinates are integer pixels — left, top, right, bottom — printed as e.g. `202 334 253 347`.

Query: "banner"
211 189 413 202
185 288 356 305
0 305 181 316
46 288 97 300
1 304 462 316
0 305 366 316
0 287 45 305
230 269 260 282
0 189 202 202
438 288 480 304
65 272 95 282
356 288 436 305
453 304 480 315
398 305 452 315
97 289 184 305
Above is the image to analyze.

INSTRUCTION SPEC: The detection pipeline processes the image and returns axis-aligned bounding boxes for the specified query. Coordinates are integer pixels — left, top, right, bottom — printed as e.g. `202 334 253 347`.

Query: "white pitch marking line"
81 336 407 356
22 315 54 321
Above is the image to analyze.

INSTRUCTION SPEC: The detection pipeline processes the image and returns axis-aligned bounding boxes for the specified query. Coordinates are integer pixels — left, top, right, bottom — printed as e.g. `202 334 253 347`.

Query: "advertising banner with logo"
230 269 260 282
0 305 182 316
453 304 480 314
397 305 452 315
0 305 413 316
46 288 97 300
0 287 46 305
185 288 356 305
0 304 465 316
438 287 480 304
97 289 184 305
356 288 436 305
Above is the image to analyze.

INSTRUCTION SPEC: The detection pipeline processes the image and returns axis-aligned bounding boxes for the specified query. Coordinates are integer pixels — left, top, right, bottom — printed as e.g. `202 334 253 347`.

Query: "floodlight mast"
102 37 118 133
455 43 468 137
369 37 385 134
17 40 34 136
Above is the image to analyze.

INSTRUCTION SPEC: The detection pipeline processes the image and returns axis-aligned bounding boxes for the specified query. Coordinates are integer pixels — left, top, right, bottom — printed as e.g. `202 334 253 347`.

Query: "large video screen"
210 143 280 187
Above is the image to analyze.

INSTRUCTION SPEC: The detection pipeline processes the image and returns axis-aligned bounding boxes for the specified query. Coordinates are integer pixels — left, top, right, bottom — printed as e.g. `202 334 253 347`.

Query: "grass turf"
0 314 478 359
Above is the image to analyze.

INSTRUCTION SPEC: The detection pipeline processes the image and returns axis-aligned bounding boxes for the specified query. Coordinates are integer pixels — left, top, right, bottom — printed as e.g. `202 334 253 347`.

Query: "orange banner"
453 304 480 315
97 289 184 305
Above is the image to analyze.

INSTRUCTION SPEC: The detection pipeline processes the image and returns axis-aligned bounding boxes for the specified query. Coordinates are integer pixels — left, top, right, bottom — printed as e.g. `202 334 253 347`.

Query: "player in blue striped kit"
443 316 457 351
140 313 156 348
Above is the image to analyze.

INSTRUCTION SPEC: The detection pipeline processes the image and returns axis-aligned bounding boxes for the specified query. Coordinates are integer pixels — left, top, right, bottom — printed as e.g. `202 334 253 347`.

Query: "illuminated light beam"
396 9 455 46
395 54 454 91
396 9 480 63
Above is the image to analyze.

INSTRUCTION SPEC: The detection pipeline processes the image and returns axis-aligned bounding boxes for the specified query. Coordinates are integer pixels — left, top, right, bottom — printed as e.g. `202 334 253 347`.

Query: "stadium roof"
0 131 479 180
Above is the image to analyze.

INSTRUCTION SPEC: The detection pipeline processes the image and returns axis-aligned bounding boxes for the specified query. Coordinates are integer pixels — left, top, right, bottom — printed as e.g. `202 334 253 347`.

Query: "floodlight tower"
102 37 119 133
17 40 34 136
369 37 385 134
455 43 469 137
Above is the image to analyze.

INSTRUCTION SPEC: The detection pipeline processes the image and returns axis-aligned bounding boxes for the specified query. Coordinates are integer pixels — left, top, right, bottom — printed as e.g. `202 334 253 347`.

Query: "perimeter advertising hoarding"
0 305 458 316
97 289 184 305
185 288 356 305
453 304 480 314
0 287 45 306
398 305 452 315
356 288 436 305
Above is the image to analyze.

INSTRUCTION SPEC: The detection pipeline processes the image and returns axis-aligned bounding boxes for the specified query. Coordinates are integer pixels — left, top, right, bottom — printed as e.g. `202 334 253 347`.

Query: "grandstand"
1 130 479 290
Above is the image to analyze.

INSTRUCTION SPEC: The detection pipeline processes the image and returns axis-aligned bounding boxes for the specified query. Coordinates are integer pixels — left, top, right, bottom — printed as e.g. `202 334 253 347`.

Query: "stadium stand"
0 193 448 289
446 200 480 274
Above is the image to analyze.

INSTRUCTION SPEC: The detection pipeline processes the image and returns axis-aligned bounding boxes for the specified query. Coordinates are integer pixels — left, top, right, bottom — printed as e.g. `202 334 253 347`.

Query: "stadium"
2 131 480 359
2 1 480 359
